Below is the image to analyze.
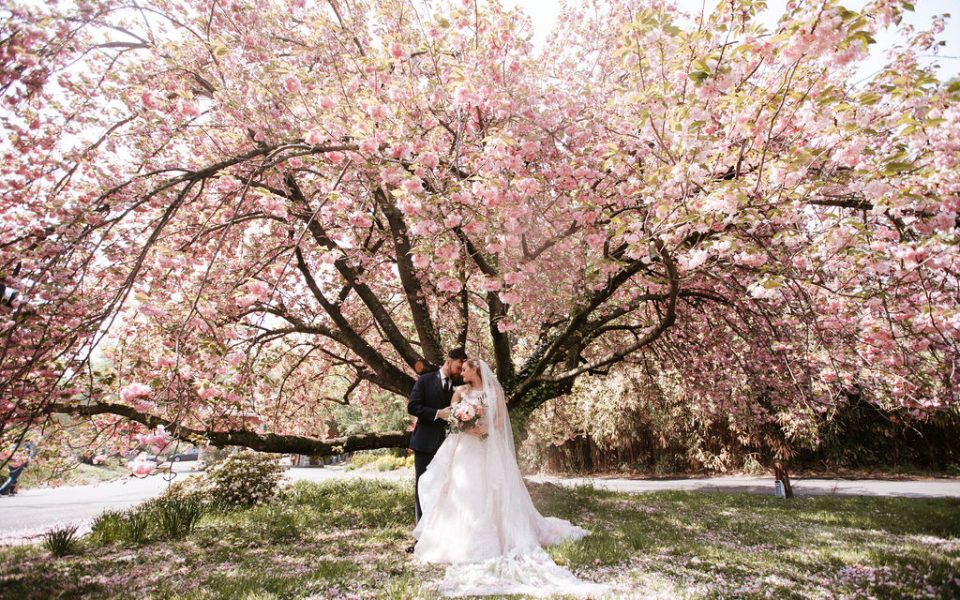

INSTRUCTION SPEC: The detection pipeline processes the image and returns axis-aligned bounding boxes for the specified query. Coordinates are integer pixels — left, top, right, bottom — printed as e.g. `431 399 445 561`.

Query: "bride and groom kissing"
406 348 610 597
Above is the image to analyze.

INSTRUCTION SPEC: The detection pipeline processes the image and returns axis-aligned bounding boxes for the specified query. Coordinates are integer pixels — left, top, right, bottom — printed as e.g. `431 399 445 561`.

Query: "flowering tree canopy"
0 0 956 462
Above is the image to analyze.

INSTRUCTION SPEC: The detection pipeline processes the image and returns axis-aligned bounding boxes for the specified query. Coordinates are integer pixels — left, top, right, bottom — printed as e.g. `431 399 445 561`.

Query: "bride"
413 358 609 597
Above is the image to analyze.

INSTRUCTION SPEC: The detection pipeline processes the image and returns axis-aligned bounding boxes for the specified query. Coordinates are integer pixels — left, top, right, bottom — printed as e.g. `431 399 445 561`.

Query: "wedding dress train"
413 361 609 598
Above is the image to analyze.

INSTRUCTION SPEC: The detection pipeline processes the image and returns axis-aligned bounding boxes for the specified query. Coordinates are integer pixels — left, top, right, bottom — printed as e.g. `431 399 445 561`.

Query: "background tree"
0 0 956 468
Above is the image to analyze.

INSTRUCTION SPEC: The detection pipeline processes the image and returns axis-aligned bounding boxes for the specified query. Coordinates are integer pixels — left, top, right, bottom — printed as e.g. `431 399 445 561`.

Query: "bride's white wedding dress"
413 361 609 598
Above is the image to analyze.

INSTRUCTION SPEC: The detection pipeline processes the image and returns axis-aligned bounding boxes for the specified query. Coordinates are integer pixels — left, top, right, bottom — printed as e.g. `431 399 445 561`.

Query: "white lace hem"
436 548 611 598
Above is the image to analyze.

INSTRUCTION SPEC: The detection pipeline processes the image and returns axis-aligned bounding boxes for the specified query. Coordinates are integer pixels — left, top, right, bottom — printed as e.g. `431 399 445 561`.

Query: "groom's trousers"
413 450 435 524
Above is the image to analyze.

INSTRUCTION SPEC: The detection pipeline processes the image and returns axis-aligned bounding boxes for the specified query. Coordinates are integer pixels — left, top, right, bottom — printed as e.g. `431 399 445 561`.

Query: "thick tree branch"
293 247 413 396
284 174 421 369
516 251 654 389
47 402 409 456
373 187 443 364
536 243 681 385
452 226 514 379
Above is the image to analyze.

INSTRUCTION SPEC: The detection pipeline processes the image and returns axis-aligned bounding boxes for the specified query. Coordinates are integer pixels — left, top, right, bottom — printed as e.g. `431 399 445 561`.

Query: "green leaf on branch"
882 161 915 176
850 31 876 46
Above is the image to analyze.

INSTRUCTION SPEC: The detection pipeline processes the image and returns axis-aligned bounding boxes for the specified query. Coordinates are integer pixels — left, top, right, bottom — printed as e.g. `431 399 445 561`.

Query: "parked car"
168 449 200 462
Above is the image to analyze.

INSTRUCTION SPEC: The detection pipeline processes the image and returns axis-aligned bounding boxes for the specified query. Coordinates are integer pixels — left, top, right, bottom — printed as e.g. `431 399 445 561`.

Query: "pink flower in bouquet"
448 396 487 438
455 403 476 421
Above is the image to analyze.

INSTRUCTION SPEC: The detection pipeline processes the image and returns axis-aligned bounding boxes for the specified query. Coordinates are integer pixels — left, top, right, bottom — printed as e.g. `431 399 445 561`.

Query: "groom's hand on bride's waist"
435 407 451 421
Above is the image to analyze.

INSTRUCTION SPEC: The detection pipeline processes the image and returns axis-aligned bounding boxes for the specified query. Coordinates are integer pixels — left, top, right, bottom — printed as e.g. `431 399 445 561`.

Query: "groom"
407 347 468 524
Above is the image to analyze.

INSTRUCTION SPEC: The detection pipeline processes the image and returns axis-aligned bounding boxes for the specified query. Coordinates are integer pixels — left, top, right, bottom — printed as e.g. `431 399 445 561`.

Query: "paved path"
2 465 957 546
525 474 960 498
0 463 202 546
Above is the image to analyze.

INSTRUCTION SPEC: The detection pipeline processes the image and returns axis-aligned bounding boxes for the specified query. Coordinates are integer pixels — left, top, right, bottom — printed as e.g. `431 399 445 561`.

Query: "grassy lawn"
11 461 131 489
0 480 957 599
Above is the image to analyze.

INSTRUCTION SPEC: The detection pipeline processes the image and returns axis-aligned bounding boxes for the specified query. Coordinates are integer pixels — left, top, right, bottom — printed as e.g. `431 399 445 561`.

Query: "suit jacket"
407 370 455 454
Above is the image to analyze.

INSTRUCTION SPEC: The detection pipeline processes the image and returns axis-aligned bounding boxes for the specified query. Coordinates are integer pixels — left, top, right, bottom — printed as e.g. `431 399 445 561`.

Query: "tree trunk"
774 462 794 499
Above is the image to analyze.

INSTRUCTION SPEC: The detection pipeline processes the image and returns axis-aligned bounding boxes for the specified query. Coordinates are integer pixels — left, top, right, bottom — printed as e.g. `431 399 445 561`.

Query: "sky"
507 0 959 83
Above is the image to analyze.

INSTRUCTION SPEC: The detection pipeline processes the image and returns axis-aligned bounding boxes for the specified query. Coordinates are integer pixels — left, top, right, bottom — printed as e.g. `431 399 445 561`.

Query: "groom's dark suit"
407 369 455 523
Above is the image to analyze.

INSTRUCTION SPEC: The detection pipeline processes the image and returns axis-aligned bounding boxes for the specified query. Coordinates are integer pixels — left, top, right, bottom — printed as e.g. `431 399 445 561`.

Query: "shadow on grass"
537 485 960 599
152 559 357 599
1 480 957 599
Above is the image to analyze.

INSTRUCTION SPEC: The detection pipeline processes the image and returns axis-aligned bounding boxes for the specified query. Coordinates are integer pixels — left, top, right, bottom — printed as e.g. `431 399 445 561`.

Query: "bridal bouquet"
447 395 487 438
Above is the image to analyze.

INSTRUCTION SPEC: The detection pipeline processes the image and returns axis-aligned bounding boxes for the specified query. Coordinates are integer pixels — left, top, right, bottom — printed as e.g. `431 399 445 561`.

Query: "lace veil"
478 359 514 459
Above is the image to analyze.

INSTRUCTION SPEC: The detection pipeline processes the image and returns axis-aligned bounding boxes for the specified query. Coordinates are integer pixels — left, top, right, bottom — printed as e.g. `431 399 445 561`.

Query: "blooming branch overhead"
0 0 956 462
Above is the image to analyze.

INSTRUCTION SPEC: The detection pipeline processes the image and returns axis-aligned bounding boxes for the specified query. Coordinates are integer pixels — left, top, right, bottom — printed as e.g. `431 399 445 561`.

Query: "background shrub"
205 450 283 508
346 449 412 471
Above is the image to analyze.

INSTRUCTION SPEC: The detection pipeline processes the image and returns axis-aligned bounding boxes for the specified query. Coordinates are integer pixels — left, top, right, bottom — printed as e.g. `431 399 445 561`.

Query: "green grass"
533 486 960 599
14 460 131 489
0 480 957 599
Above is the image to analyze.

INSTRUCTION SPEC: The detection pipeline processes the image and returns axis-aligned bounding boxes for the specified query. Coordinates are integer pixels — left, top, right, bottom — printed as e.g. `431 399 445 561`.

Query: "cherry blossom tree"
0 0 956 468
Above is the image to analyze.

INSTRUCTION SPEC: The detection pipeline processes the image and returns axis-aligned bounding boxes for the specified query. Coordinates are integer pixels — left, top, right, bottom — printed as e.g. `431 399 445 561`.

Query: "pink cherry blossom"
177 99 199 117
503 271 522 285
134 398 157 412
305 129 324 146
370 104 388 121
402 177 423 194
359 138 379 154
411 253 431 269
282 74 301 94
128 456 156 477
499 290 521 305
437 277 462 294
735 252 767 268
435 243 459 261
444 213 462 228
257 194 287 218
349 213 373 228
419 152 440 169
482 279 502 292
140 91 162 110
388 42 406 59
120 383 152 403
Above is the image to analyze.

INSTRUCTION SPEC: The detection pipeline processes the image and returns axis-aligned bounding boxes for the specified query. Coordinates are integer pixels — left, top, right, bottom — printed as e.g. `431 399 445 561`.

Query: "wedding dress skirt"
414 431 587 562
414 423 609 597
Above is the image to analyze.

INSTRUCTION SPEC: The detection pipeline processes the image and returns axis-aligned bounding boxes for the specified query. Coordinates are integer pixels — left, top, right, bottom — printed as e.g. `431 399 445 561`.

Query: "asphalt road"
2 464 957 546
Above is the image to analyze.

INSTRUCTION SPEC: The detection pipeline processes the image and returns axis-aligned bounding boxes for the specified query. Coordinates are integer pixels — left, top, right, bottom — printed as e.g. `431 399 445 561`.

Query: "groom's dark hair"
447 347 468 360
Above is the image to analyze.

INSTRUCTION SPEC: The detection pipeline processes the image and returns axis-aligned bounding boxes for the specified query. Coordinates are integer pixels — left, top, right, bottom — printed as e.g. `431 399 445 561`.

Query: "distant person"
0 441 36 496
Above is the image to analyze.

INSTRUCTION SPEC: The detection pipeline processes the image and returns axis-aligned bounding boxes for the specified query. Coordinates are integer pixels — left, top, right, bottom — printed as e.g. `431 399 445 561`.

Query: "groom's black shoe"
405 543 415 553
